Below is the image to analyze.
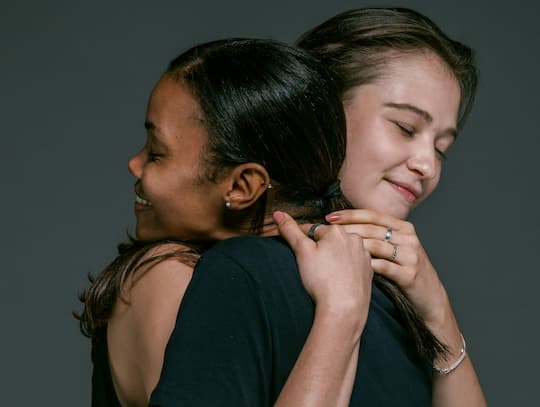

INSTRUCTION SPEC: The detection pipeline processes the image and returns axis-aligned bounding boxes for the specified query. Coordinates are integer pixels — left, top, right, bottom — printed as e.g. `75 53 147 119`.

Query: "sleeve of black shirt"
148 243 274 407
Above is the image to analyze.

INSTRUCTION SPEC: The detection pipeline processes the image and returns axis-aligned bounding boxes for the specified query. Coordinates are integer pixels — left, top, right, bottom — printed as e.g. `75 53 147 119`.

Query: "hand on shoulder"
325 209 456 335
273 211 373 328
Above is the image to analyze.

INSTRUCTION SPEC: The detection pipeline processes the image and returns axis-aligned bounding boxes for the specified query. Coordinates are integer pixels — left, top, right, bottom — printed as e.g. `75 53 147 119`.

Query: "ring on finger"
384 227 393 243
389 244 398 262
308 223 323 240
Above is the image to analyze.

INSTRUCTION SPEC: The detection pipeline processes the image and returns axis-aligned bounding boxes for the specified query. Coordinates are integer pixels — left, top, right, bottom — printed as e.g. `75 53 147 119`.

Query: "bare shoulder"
108 242 198 403
126 242 198 317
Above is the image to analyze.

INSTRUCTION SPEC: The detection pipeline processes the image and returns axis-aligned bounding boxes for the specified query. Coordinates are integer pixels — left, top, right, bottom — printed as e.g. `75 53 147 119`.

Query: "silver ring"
389 244 398 262
308 223 323 240
384 227 393 242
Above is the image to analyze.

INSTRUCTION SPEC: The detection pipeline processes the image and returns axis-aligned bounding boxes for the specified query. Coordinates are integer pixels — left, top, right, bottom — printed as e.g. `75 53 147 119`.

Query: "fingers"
273 211 315 254
371 259 413 287
274 211 370 259
273 211 365 252
325 209 397 227
363 238 407 265
326 209 415 234
273 211 372 311
340 224 402 243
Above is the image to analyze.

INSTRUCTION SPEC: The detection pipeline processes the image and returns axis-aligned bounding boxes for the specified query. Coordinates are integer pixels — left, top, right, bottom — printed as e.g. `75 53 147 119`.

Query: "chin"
134 227 159 242
373 201 410 220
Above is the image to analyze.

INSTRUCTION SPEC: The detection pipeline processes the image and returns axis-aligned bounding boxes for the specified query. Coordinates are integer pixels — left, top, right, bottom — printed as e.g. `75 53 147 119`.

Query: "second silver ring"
389 244 398 262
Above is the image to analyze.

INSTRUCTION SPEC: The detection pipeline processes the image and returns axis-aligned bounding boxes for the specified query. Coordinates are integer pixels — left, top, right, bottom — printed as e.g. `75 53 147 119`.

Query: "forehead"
348 52 461 125
146 76 205 139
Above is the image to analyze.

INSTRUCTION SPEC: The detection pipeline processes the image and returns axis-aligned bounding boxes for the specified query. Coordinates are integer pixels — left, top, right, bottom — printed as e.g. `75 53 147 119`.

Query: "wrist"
433 333 467 375
314 302 368 340
423 292 456 334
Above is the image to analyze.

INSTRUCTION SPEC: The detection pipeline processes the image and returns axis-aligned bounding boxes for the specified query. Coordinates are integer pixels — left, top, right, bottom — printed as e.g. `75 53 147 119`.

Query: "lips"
385 178 422 203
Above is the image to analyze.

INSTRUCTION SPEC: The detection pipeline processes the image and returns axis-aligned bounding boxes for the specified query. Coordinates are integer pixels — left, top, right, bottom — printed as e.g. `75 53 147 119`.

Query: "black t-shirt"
149 236 432 406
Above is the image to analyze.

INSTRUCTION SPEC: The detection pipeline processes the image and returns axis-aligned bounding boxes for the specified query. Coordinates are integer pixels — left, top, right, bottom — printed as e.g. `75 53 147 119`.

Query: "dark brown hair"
297 7 479 361
76 38 351 341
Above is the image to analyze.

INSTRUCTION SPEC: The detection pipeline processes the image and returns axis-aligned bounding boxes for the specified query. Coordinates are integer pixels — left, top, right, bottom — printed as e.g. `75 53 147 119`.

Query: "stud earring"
261 180 273 189
225 201 231 209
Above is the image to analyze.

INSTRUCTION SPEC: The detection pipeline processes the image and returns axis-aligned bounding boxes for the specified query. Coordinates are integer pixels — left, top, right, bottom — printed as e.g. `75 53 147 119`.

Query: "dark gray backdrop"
2 1 538 405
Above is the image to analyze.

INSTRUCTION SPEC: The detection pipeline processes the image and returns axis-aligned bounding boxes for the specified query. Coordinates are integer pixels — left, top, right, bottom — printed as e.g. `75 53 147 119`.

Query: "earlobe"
224 163 270 210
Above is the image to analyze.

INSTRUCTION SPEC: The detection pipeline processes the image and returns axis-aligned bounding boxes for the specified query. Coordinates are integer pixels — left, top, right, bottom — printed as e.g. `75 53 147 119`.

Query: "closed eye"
435 148 447 160
394 122 414 137
148 151 161 162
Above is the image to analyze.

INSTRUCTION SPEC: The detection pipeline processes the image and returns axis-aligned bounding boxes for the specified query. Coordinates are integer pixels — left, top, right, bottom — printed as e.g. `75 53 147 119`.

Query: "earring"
261 180 272 189
225 201 231 209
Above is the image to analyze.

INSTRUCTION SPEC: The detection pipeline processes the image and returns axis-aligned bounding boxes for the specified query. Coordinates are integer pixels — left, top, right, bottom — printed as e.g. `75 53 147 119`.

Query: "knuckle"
402 221 414 233
327 224 342 236
278 217 293 228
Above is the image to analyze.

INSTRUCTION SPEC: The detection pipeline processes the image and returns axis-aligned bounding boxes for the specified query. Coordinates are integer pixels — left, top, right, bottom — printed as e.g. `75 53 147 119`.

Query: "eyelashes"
148 151 162 162
393 121 448 161
395 122 414 137
436 149 447 160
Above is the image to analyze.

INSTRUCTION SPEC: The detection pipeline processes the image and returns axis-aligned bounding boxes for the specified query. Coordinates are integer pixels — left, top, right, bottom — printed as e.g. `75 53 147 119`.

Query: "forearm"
274 306 364 407
430 303 487 407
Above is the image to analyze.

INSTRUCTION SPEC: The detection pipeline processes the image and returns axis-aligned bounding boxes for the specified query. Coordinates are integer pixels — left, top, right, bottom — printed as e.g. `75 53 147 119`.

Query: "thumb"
272 211 313 254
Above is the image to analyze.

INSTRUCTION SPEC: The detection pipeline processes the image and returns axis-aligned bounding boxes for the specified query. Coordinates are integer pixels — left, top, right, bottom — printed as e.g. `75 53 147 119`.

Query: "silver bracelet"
433 333 467 375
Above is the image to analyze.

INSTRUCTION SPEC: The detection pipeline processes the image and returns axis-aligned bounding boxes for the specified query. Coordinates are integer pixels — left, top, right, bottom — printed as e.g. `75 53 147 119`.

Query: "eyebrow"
144 121 164 138
144 121 171 146
384 102 433 122
384 102 457 138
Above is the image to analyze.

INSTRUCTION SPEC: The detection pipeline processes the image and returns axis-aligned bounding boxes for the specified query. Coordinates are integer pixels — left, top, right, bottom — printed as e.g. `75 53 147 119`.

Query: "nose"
406 145 437 179
128 149 144 178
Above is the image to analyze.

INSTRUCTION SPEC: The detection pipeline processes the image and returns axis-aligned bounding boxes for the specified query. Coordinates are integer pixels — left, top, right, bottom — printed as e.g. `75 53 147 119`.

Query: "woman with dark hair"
79 38 373 406
292 6 486 406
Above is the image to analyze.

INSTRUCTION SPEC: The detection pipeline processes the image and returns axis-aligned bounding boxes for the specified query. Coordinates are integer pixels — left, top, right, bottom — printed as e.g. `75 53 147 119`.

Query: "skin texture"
127 76 228 242
339 53 460 220
108 244 194 406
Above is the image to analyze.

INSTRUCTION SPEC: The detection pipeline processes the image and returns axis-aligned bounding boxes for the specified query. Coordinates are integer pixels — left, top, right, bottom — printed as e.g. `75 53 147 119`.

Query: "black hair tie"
322 180 341 199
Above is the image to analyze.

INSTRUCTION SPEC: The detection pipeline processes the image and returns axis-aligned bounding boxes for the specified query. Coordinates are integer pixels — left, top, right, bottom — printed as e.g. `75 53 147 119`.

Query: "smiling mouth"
135 194 152 206
385 180 419 203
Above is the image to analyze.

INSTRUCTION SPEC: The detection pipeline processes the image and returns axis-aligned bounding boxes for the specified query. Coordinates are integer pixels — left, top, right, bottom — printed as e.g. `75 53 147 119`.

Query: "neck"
218 202 322 240
260 215 280 237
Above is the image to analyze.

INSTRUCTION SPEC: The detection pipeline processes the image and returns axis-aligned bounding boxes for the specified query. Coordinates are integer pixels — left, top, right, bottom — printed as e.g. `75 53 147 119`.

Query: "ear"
224 163 271 210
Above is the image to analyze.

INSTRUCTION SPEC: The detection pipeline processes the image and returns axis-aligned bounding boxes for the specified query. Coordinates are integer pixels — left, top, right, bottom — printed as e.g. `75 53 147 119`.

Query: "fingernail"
325 213 340 222
272 211 285 224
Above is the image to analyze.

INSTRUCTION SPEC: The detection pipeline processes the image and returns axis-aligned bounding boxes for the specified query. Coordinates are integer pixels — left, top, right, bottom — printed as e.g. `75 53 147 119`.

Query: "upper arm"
108 246 194 402
149 249 272 407
130 257 194 390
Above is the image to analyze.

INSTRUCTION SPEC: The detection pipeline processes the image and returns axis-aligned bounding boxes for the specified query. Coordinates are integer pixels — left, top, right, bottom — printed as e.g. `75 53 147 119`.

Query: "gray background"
2 0 538 405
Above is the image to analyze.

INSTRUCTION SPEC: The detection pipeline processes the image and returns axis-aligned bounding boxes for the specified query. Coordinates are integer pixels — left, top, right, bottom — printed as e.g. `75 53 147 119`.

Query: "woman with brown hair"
294 7 486 405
